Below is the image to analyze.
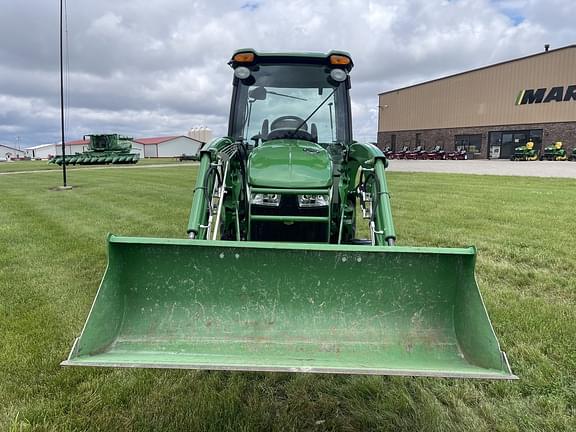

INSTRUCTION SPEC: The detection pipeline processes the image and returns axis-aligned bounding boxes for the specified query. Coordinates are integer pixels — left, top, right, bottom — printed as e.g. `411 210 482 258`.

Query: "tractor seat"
266 115 314 142
310 123 318 143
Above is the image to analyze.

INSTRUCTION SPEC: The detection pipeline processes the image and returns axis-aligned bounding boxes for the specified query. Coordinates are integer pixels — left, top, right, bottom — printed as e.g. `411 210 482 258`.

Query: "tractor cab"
85 134 134 152
228 49 353 148
228 50 355 242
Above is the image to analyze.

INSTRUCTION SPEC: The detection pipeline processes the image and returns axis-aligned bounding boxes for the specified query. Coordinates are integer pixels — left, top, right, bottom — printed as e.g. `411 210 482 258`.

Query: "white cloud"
0 0 574 147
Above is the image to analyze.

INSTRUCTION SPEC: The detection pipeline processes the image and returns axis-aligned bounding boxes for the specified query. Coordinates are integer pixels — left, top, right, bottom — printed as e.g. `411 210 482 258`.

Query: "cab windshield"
229 64 351 145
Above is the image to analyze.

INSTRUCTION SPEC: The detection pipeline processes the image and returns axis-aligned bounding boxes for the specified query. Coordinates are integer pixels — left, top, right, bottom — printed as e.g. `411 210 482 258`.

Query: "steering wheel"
267 115 314 142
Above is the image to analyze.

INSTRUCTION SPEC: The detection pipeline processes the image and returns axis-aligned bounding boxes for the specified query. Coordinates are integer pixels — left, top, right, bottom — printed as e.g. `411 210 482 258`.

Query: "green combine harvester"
50 134 140 165
63 50 515 379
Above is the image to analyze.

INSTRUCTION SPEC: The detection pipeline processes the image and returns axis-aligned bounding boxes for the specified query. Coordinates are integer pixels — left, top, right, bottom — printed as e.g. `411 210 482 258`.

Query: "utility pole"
328 102 334 142
59 0 68 187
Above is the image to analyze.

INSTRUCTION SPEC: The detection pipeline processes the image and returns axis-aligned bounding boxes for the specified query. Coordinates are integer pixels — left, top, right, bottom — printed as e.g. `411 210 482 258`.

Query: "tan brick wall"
377 121 576 159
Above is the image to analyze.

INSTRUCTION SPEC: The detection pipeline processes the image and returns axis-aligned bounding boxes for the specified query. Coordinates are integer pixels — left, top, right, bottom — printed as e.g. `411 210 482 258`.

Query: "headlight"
251 193 280 206
298 195 328 207
330 68 347 82
234 66 251 79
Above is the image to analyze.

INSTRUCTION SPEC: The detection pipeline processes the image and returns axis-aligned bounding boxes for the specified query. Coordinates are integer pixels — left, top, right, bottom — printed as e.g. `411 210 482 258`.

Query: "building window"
488 129 542 159
390 134 396 151
528 129 542 145
454 134 482 153
488 132 502 159
415 133 421 146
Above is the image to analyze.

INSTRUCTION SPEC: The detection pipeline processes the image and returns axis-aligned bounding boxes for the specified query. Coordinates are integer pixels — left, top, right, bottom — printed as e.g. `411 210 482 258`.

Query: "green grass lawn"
0 157 189 173
1 167 575 431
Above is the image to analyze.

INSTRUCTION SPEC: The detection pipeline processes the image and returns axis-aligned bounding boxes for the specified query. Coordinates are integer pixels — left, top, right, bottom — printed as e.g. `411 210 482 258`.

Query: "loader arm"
340 142 396 245
187 137 234 239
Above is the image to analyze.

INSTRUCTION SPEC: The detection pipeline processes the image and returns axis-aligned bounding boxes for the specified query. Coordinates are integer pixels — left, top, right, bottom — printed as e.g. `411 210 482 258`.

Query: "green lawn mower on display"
540 142 568 161
63 50 515 379
49 134 140 165
511 140 538 161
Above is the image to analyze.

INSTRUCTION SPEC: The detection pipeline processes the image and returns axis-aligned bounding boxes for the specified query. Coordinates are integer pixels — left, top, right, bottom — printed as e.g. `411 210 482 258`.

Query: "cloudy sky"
0 0 575 148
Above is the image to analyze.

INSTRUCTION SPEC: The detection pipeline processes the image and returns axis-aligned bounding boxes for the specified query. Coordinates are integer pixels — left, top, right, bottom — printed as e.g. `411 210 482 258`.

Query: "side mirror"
249 86 267 100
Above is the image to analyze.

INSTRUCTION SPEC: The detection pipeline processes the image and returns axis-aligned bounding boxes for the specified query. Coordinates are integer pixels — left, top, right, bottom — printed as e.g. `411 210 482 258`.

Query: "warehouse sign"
516 85 576 105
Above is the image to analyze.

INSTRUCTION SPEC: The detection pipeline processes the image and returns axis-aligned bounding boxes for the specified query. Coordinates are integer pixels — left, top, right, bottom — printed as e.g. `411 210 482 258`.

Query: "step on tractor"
511 140 538 161
49 134 140 165
63 50 515 379
540 142 568 161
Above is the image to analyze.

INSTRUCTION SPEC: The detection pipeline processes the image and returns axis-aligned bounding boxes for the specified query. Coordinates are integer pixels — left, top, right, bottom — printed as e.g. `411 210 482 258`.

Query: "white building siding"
66 144 90 156
131 142 144 157
157 137 202 157
144 144 158 158
26 144 58 159
29 144 87 158
0 145 26 159
142 137 203 158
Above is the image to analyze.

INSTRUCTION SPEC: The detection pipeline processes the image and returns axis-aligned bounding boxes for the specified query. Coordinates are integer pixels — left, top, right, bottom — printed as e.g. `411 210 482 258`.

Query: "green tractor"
540 141 568 161
510 140 538 161
62 50 515 379
50 134 140 165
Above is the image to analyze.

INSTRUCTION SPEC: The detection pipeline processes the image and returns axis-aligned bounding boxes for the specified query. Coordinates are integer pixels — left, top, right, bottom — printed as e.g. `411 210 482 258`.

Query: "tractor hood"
248 140 332 188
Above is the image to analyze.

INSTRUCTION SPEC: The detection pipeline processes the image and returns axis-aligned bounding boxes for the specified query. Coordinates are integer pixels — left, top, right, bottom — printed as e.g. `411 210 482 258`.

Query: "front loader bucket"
63 235 515 379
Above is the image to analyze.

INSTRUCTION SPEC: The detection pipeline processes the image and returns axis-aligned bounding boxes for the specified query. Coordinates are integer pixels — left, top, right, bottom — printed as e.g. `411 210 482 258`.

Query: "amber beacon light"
233 52 255 63
329 54 351 65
